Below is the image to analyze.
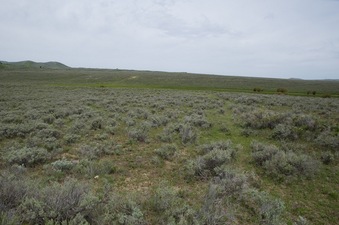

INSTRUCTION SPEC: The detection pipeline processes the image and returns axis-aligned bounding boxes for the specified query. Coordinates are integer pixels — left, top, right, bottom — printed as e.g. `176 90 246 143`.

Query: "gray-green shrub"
75 159 116 177
187 148 236 178
102 194 146 225
251 141 319 179
150 184 199 225
198 182 235 225
154 144 178 160
4 147 50 167
128 126 149 143
242 189 285 225
199 140 233 155
51 159 76 172
180 124 197 144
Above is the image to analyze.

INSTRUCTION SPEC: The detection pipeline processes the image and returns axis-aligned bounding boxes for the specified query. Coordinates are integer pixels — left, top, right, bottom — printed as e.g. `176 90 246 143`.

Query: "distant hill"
0 60 69 69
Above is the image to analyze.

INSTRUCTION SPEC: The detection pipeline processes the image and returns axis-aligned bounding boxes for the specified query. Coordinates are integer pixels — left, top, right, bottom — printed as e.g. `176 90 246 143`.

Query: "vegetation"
0 66 338 224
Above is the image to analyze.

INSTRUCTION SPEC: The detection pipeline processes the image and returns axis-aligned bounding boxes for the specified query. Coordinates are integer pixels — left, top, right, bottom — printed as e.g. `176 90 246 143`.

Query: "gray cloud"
1 0 338 79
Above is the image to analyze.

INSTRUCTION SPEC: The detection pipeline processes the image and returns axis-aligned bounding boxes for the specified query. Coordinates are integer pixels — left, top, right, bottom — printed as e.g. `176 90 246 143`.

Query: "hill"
0 60 69 69
1 61 338 96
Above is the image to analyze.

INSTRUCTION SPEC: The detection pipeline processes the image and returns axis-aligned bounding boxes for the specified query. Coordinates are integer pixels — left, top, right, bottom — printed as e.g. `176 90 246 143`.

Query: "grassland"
0 65 338 224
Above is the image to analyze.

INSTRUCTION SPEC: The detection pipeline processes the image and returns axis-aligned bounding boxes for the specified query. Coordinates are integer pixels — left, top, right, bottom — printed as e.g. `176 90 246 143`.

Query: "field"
0 66 338 225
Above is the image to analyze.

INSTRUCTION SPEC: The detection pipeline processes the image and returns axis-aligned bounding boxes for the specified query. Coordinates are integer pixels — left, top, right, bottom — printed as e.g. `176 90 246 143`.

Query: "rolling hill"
0 60 69 69
1 60 338 96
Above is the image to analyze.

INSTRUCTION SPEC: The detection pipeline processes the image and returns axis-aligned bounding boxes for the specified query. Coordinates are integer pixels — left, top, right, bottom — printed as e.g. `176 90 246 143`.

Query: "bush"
17 197 46 225
1 174 101 225
102 194 146 225
185 114 212 128
47 179 98 223
251 141 319 179
4 147 50 167
0 172 31 211
251 141 279 166
75 159 116 177
199 140 233 155
271 124 298 140
37 128 61 139
64 134 80 144
150 184 178 213
242 189 285 225
264 151 319 179
150 184 199 225
78 142 118 159
219 123 231 134
315 131 339 151
213 167 249 197
42 114 55 124
91 117 104 130
293 216 309 225
51 159 76 172
180 124 197 144
198 182 235 224
154 144 178 160
187 148 236 178
157 126 174 143
128 126 149 143
0 212 19 225
320 151 335 165
241 110 286 130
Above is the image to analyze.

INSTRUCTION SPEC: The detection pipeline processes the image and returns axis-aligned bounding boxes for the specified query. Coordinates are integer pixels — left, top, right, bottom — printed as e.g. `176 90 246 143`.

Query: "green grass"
1 66 338 96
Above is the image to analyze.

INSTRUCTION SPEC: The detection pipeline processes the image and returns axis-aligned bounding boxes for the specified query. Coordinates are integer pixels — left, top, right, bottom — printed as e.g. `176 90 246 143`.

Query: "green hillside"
1 65 338 96
0 60 69 69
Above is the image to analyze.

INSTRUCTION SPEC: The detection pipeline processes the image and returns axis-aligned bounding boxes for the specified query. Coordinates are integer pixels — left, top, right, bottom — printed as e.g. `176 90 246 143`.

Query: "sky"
1 0 339 79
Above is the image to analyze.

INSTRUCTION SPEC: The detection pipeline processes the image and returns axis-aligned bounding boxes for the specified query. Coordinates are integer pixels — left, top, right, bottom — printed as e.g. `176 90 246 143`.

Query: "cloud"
1 0 339 79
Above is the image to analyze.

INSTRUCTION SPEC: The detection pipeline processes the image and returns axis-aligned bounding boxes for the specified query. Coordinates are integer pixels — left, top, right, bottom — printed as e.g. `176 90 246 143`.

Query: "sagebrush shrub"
64 134 80 144
0 172 31 211
75 159 116 177
187 148 236 178
241 110 286 130
293 216 309 225
242 189 285 225
251 141 319 179
198 182 235 225
42 114 55 124
157 126 174 143
91 117 104 130
271 124 298 140
213 167 249 197
180 124 197 144
263 151 318 179
320 151 335 165
78 141 118 159
251 141 279 166
0 123 33 138
199 140 233 155
51 159 76 172
315 130 339 151
128 126 149 143
185 114 212 128
154 144 178 160
37 128 61 139
150 184 199 225
4 147 50 167
0 212 19 225
102 194 146 225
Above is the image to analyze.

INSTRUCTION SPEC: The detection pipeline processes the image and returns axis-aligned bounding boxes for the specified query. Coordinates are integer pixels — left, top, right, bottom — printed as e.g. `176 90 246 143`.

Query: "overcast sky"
1 0 339 79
